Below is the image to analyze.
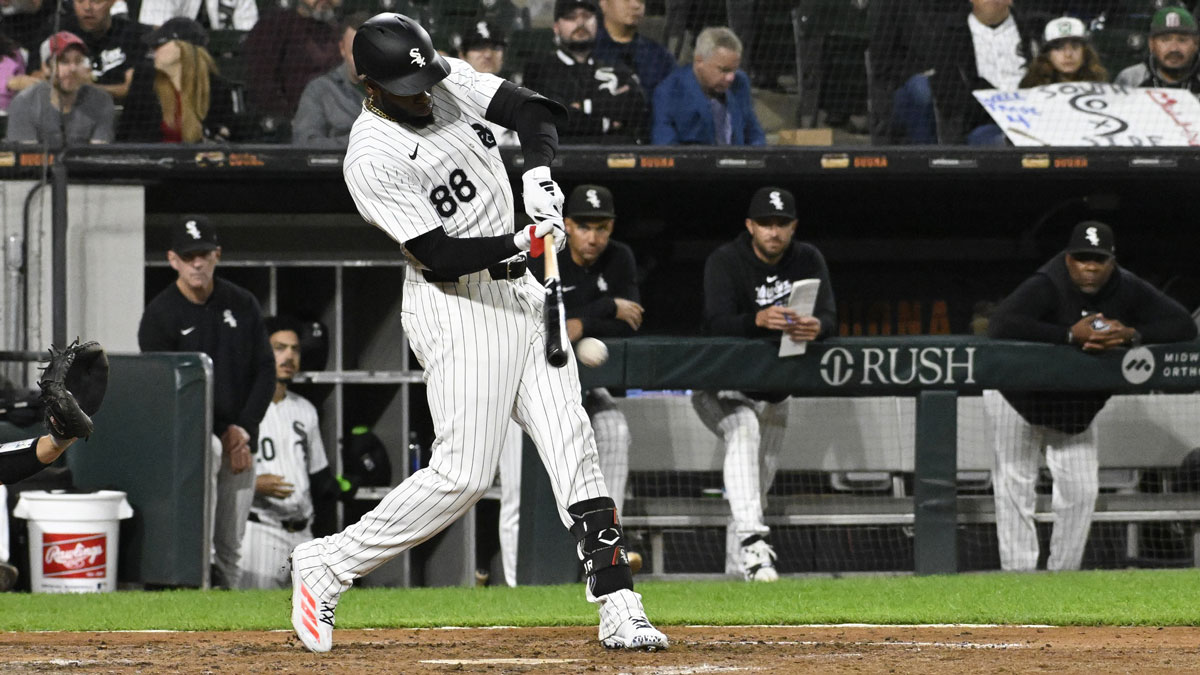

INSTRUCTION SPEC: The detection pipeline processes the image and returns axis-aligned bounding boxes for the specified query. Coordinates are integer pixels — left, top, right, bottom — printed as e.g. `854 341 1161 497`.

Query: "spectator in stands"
692 187 836 582
593 0 674 100
502 184 643 586
55 0 151 101
523 0 648 144
892 0 1036 145
985 221 1196 572
1019 16 1108 88
0 0 55 76
117 18 249 142
651 26 764 146
139 0 259 31
1115 6 1200 95
291 12 367 147
0 34 24 110
5 31 114 144
455 19 517 145
455 19 506 77
242 0 341 138
477 0 526 34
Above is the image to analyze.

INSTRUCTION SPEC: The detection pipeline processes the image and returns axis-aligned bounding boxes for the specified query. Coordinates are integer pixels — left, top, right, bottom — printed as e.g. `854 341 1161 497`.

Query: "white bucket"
12 490 133 593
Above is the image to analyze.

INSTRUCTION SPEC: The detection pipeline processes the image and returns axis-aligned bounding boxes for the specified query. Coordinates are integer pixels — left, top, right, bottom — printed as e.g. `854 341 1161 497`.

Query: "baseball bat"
542 232 569 368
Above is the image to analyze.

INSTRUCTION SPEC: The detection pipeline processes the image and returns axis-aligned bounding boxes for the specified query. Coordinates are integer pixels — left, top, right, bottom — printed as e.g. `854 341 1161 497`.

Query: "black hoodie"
989 251 1196 433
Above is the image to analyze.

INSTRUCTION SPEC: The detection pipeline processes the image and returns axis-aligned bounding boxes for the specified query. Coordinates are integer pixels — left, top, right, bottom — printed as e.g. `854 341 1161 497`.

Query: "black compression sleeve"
406 227 522 278
515 102 559 169
484 80 564 169
0 437 45 485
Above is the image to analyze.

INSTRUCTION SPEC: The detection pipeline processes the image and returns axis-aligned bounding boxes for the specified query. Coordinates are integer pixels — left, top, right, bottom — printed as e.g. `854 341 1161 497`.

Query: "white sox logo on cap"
769 191 784 210
186 220 202 239
586 189 601 208
1167 11 1182 28
410 47 426 67
476 21 490 38
1085 226 1100 246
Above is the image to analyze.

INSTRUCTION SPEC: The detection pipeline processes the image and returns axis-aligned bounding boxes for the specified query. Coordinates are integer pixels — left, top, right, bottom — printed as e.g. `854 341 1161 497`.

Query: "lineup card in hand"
779 278 820 358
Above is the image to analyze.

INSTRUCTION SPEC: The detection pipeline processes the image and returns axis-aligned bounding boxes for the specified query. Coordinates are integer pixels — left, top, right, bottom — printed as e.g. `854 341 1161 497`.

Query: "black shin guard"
0 437 45 485
568 497 633 597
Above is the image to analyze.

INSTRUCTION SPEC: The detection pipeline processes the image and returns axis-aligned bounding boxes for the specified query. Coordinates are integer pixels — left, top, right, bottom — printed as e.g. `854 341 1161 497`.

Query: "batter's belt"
248 512 309 533
421 259 528 283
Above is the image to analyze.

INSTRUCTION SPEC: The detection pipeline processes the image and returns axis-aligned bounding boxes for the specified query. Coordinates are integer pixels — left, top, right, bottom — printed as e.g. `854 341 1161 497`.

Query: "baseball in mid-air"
575 338 608 367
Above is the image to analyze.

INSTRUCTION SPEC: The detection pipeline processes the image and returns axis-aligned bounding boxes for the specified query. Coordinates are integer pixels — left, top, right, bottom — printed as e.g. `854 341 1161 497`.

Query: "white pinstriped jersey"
343 56 515 267
251 391 328 523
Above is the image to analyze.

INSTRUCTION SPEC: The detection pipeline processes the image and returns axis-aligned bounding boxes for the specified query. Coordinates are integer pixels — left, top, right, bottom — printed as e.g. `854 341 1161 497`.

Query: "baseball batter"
985 221 1196 571
693 187 836 581
289 13 666 653
239 317 336 589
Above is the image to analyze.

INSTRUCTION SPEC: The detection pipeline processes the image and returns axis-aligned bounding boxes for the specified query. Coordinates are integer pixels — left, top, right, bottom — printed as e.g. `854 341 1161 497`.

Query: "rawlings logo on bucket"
42 533 106 578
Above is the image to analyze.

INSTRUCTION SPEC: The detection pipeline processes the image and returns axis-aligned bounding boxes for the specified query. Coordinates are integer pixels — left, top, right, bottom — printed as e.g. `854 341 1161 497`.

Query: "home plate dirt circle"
0 625 1198 673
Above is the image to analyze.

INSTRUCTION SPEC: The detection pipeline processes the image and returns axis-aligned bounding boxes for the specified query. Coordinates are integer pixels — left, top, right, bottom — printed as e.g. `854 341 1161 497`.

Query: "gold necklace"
364 97 401 125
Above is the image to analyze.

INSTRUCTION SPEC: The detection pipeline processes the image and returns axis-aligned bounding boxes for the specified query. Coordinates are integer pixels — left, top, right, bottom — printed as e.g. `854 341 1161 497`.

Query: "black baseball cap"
144 17 209 47
459 21 507 52
555 0 598 19
171 214 219 255
1066 220 1115 258
747 186 797 220
566 184 615 219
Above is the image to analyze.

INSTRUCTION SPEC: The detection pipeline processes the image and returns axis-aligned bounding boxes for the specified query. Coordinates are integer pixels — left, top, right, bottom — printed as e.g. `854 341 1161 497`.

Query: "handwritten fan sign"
974 83 1200 146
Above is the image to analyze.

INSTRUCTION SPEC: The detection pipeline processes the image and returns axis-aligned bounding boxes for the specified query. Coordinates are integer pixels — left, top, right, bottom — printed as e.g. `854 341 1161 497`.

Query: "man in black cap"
985 220 1196 572
502 184 644 585
138 215 275 588
456 20 507 77
1116 6 1200 95
522 0 648 144
691 186 837 582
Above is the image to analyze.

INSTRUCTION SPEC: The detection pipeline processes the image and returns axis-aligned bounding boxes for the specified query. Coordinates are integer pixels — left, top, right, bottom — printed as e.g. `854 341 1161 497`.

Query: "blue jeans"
966 123 1006 146
891 74 937 144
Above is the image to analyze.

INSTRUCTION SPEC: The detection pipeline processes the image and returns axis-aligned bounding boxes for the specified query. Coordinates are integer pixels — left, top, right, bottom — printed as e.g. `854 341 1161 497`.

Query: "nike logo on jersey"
180 326 196 335
409 144 419 160
766 275 778 283
563 285 577 292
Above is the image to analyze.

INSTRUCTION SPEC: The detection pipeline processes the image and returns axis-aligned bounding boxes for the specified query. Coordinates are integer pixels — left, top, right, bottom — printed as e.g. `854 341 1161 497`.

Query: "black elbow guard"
0 437 46 485
485 80 568 128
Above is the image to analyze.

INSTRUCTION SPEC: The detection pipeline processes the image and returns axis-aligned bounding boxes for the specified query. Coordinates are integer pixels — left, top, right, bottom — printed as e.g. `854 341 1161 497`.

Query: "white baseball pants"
316 273 609 584
498 387 631 586
210 434 255 588
691 390 788 572
983 390 1099 571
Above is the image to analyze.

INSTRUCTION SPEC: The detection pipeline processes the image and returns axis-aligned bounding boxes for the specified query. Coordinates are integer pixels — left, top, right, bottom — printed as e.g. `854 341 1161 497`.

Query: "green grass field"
2 569 1199 632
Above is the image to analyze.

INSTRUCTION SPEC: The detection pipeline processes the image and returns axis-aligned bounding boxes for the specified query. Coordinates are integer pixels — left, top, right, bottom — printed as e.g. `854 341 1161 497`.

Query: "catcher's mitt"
39 339 109 440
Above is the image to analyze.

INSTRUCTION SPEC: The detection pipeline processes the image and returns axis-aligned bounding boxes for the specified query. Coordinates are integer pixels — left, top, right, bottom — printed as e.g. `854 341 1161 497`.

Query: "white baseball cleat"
740 536 779 582
290 541 347 653
598 589 669 651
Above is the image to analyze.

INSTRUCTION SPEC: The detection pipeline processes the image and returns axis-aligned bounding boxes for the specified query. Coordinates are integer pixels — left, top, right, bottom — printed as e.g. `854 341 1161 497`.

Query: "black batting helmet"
353 13 451 96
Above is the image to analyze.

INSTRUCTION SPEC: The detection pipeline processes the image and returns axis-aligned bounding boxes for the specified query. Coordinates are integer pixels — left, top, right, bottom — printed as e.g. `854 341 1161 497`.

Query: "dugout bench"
520 336 1200 579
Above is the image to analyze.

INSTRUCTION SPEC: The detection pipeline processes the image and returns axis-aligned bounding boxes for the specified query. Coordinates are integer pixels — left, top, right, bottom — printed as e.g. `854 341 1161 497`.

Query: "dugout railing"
541 336 1200 579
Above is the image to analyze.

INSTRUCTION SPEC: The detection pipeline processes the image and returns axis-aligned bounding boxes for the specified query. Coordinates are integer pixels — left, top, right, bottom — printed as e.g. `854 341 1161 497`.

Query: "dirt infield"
1 626 1198 673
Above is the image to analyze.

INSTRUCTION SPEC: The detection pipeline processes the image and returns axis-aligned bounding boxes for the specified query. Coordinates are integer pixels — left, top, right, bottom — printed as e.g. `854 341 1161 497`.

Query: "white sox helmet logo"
185 220 202 239
1085 226 1100 246
769 191 784 211
409 48 426 67
586 189 601 208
